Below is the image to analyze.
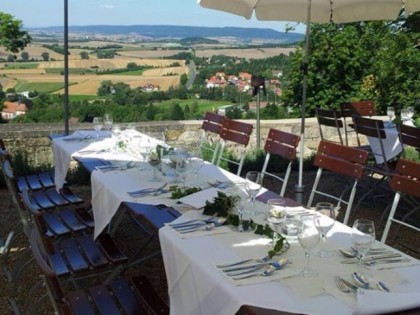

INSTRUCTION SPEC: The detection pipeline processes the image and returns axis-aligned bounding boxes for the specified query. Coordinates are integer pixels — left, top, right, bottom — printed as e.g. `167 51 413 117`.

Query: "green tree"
170 103 185 120
7 54 16 62
180 73 188 86
127 62 137 69
80 51 89 59
0 12 31 53
146 103 156 121
112 82 131 106
41 52 49 61
97 80 113 96
21 51 29 61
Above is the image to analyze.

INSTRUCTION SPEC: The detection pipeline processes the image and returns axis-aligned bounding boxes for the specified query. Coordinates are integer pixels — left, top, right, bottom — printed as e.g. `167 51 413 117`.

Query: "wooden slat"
96 234 128 264
317 140 368 164
314 154 365 179
58 208 88 232
38 172 55 188
60 238 90 272
44 212 71 236
32 190 55 209
26 174 43 190
131 275 170 315
77 235 109 268
66 289 96 315
60 187 84 204
265 140 296 161
88 285 121 315
45 189 70 207
110 279 145 315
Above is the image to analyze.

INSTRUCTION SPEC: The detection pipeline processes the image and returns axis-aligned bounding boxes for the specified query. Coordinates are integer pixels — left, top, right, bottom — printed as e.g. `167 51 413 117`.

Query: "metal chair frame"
199 112 225 164
307 140 369 225
260 128 300 197
216 118 253 176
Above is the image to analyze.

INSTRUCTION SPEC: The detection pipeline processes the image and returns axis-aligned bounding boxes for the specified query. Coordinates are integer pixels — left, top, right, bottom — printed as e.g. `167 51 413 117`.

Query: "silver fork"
334 276 351 293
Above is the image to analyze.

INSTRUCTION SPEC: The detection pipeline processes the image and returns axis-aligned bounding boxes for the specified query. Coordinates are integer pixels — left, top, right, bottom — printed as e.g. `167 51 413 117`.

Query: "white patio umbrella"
198 0 420 201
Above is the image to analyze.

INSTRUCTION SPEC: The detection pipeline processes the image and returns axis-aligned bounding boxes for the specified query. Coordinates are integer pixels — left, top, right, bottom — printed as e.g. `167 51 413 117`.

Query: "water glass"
313 202 335 258
351 219 375 275
103 114 113 136
93 117 103 139
147 147 162 182
298 215 320 278
245 171 262 216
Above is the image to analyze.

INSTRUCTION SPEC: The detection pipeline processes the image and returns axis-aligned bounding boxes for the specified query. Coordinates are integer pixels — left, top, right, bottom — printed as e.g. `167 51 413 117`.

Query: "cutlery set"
216 258 289 280
169 217 226 233
96 161 136 172
62 135 92 142
334 273 390 294
127 183 168 198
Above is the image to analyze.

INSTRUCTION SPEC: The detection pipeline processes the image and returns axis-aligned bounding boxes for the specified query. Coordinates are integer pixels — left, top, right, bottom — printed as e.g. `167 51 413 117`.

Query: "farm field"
0 51 187 95
195 47 295 59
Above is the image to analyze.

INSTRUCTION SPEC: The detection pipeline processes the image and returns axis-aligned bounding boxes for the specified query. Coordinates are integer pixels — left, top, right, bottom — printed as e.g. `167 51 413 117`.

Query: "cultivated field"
195 47 295 59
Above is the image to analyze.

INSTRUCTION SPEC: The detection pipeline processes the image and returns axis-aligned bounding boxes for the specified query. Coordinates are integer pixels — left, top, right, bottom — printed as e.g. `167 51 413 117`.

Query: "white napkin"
354 289 420 315
177 187 220 209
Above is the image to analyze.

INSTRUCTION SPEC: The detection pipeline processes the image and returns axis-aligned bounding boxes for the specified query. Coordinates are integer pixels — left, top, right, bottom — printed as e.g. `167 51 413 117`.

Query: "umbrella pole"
63 0 69 135
294 0 312 203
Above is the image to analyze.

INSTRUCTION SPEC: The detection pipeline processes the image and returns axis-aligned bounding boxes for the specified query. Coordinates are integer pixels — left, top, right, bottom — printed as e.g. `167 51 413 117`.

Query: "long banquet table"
52 129 420 315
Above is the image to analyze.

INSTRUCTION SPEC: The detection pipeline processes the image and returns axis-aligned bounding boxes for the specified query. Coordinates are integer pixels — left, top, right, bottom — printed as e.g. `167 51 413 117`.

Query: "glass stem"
305 250 310 270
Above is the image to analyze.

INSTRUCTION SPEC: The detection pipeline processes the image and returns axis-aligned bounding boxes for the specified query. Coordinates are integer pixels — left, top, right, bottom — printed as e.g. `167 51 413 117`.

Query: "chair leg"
342 181 358 226
381 193 401 243
10 249 33 297
307 168 322 208
1 230 17 281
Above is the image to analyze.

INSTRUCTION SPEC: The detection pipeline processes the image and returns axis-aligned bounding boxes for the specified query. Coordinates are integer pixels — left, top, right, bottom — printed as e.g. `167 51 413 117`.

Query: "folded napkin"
177 187 220 209
354 289 420 315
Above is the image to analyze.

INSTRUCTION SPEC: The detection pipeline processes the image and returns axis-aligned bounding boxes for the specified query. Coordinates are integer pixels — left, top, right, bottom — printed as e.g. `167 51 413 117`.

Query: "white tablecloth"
159 213 420 315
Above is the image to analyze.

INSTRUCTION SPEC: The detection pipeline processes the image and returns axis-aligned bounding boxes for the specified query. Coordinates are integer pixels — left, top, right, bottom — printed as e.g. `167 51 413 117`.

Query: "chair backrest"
341 100 376 117
398 124 420 155
261 129 300 197
389 158 420 198
308 140 369 225
216 118 253 176
381 158 420 243
315 108 344 145
199 112 225 164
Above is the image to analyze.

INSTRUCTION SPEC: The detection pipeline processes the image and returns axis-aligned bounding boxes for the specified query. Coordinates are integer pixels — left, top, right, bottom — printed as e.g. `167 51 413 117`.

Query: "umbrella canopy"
198 0 420 202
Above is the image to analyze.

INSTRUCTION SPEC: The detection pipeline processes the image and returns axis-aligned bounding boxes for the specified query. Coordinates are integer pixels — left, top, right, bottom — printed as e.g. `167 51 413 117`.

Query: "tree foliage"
281 14 419 117
0 12 31 53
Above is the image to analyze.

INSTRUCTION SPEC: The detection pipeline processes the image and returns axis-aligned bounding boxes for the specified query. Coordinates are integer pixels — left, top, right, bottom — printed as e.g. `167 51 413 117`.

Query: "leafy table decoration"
169 186 202 199
202 191 288 258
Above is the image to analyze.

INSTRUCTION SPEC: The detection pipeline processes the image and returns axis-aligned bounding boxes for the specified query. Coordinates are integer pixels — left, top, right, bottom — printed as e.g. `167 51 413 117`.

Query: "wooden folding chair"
307 140 369 225
398 124 420 157
340 100 376 146
216 118 253 176
260 128 300 197
199 112 225 164
315 108 345 145
28 229 169 315
15 188 129 313
381 159 420 246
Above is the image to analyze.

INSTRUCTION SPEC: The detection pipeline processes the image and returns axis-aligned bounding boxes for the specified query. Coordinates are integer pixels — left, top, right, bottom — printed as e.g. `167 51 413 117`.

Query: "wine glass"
386 106 395 124
103 114 113 137
298 215 321 278
234 182 248 232
401 108 409 125
92 117 103 139
313 202 336 258
266 199 286 244
147 147 162 182
169 150 190 186
406 106 415 125
351 219 376 275
245 171 262 216
189 149 204 186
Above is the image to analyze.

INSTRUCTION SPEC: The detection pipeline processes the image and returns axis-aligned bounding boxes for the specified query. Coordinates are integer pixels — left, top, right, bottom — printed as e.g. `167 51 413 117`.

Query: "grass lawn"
44 68 91 74
14 81 75 93
3 62 39 69
155 99 230 114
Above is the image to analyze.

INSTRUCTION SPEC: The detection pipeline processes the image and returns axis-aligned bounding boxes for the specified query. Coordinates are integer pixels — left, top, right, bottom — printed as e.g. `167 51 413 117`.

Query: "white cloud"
100 4 115 9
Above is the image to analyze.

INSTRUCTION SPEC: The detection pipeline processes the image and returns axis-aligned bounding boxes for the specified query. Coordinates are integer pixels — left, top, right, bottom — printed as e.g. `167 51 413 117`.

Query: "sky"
1 0 306 34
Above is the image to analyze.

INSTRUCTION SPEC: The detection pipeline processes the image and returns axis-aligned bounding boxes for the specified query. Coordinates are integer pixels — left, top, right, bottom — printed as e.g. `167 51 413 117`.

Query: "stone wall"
0 117 359 167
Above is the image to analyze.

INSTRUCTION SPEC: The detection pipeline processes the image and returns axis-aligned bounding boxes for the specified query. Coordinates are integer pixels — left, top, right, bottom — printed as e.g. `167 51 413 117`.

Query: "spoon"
352 272 390 292
178 218 226 233
232 259 288 280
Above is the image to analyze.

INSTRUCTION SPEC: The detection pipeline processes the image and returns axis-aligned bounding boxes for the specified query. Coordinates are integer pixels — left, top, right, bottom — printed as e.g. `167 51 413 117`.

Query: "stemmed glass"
298 215 321 278
351 219 376 275
245 171 262 216
406 106 415 125
147 147 162 182
103 114 113 137
92 117 103 139
313 202 336 258
266 198 286 244
189 150 204 187
386 107 395 125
